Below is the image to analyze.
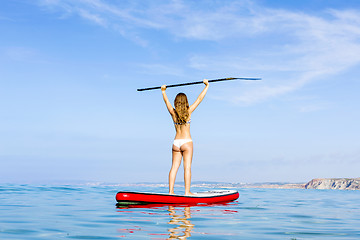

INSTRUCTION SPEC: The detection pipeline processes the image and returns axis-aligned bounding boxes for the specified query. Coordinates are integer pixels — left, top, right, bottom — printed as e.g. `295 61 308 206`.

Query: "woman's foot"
185 192 196 196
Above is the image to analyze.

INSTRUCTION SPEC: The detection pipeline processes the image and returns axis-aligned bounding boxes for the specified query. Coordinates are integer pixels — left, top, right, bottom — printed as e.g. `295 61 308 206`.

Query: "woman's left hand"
161 85 167 91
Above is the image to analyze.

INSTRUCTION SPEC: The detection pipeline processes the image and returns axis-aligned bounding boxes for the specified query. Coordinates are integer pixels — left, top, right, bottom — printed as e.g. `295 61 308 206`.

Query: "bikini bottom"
173 139 192 148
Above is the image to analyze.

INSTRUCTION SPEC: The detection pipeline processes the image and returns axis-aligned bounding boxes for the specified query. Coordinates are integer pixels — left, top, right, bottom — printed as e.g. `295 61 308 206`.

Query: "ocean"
0 184 359 239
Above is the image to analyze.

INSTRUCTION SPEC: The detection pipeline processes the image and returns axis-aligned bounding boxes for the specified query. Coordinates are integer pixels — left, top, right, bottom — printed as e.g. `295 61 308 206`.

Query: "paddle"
137 77 261 91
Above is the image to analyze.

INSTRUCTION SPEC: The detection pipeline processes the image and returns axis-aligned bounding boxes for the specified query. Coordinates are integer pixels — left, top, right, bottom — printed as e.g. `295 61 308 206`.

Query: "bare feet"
168 192 175 195
185 192 196 196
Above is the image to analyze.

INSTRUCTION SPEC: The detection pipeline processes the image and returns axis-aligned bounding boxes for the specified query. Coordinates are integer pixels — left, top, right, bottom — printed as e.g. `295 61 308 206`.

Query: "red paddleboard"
116 190 239 205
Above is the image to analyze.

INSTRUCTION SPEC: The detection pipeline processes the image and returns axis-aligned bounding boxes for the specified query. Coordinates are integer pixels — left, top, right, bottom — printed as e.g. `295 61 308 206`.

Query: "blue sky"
1 0 359 184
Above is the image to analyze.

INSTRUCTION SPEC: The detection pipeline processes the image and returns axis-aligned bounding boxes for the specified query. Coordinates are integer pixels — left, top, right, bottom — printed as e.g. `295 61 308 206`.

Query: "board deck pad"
116 190 239 205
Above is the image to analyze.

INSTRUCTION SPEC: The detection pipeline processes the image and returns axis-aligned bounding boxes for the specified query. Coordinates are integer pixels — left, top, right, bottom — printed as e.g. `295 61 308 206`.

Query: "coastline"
7 178 358 191
111 178 360 190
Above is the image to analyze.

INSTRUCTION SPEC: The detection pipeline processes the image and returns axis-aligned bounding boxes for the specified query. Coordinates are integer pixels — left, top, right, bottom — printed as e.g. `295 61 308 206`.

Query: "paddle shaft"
137 77 261 91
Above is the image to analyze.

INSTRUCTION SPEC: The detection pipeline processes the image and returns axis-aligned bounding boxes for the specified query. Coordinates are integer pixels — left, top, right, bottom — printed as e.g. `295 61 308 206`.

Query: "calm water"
0 184 359 239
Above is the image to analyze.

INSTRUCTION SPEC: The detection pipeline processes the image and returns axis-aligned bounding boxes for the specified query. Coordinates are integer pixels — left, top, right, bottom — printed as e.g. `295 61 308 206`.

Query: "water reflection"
167 206 194 239
116 202 237 239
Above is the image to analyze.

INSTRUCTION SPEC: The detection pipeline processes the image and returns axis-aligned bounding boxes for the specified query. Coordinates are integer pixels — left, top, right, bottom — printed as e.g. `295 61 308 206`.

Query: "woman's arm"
189 79 209 113
161 85 175 116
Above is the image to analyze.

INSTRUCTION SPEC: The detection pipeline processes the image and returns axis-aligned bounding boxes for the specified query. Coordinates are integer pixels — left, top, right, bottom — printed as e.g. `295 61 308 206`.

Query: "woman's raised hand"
161 85 167 91
203 79 209 86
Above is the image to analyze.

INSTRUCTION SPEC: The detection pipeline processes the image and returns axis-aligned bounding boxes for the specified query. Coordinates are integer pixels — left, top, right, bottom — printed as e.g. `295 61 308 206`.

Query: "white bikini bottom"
173 139 192 148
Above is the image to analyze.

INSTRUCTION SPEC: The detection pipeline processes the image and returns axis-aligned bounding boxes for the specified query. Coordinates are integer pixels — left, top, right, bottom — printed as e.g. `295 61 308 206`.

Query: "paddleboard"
116 189 239 205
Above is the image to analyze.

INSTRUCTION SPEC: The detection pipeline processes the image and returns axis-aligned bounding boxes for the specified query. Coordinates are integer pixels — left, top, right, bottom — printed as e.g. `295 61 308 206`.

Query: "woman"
161 79 209 195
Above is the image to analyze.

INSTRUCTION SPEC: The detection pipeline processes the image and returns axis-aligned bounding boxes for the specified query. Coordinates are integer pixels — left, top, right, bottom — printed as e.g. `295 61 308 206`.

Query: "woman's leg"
181 142 194 196
169 145 182 194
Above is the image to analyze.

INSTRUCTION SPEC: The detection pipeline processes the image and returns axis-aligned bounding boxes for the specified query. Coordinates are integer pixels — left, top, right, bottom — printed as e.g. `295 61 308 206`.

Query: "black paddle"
137 77 261 91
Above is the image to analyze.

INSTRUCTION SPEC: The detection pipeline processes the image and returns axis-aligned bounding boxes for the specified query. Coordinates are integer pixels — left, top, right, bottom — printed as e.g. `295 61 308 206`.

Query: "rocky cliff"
305 178 360 190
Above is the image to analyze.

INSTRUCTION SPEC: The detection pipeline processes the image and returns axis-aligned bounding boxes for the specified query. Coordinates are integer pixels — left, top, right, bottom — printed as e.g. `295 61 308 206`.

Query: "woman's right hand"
161 85 167 91
203 79 209 86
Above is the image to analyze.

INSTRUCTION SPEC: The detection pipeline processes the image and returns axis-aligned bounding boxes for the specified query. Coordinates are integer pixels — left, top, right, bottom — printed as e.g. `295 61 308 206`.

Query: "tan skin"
161 79 209 195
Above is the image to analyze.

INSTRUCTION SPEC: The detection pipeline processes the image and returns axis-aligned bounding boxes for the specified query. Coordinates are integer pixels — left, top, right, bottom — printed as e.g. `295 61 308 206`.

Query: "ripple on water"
67 236 118 239
1 185 360 239
1 229 38 235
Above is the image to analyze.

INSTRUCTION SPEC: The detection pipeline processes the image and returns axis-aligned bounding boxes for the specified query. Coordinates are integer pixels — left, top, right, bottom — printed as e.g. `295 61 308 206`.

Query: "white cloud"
36 1 360 104
187 8 360 104
38 0 160 45
77 9 107 27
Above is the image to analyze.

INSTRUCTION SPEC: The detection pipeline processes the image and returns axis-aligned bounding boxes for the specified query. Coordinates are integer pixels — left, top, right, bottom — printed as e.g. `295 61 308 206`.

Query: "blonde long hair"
173 93 190 124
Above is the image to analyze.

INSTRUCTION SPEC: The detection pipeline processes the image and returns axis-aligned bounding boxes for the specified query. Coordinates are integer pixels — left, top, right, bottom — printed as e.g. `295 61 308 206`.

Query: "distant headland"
237 178 360 190
303 178 360 190
232 178 360 190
